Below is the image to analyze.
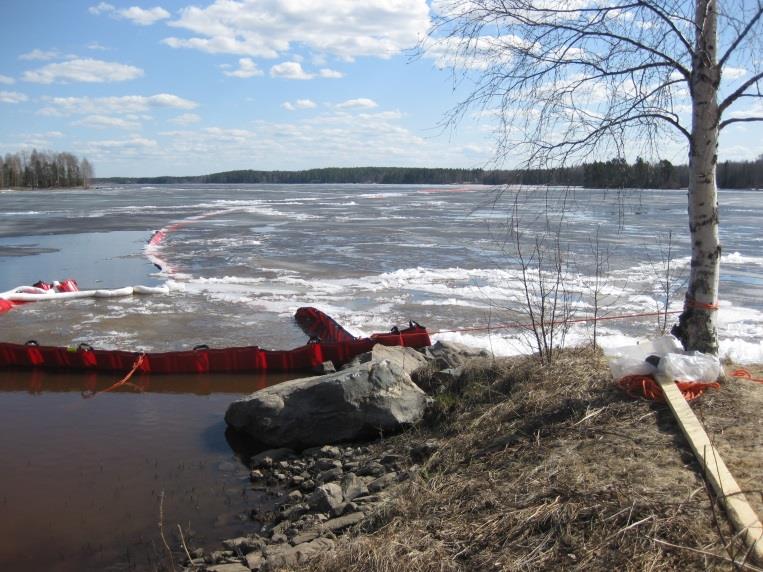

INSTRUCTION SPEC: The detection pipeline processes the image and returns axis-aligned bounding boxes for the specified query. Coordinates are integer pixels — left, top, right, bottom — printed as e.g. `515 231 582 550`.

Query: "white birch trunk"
673 0 721 354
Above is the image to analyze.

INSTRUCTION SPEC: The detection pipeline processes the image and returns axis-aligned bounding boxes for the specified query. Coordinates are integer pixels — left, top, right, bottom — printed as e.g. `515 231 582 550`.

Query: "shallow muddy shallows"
0 369 296 572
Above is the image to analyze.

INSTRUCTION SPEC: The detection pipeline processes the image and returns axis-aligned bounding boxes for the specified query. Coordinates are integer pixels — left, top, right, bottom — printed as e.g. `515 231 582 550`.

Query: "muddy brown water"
0 369 299 571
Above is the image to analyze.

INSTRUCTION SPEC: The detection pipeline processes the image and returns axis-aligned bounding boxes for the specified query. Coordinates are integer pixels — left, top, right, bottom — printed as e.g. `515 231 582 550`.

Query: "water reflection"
0 369 301 571
0 368 299 396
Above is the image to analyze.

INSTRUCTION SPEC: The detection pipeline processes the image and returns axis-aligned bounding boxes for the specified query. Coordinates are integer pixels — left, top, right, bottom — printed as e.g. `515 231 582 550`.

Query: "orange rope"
730 368 763 384
684 298 720 311
617 374 720 402
83 353 146 399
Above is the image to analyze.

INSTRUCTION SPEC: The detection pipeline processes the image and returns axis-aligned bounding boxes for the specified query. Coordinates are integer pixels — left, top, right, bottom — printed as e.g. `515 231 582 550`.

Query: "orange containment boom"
0 307 431 375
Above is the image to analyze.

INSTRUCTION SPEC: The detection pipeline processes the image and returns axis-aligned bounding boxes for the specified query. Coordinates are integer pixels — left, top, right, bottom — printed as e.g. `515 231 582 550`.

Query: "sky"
0 0 761 178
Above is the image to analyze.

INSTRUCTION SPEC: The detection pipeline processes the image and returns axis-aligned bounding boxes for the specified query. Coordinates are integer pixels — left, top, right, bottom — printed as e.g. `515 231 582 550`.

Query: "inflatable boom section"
0 307 431 375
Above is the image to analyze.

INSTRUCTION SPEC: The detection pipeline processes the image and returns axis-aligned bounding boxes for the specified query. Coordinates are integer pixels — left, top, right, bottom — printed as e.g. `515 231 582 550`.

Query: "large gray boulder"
225 360 430 449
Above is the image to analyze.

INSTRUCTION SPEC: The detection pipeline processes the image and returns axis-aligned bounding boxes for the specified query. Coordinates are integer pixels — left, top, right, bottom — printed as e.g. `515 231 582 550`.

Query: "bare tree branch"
719 116 763 129
718 2 763 67
719 71 763 113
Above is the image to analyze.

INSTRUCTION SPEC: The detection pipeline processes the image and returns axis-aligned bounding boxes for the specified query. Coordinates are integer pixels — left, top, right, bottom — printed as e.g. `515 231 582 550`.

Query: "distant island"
96 157 763 189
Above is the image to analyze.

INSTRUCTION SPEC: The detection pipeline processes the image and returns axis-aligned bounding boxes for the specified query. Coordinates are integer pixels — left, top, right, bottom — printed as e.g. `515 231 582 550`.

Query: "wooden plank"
656 374 763 565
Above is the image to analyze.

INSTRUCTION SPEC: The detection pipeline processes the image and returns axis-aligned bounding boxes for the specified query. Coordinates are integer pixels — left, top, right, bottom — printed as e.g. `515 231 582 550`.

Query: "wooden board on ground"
655 373 763 565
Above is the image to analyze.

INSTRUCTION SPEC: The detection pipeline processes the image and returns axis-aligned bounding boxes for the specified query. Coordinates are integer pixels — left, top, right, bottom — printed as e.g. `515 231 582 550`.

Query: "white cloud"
319 68 344 79
169 112 202 125
724 67 747 80
87 137 159 150
422 35 517 71
0 91 28 104
163 0 430 60
119 6 171 26
336 98 378 109
282 99 318 111
88 2 115 15
223 58 263 78
41 94 198 115
87 42 110 51
90 3 169 25
19 48 60 61
169 113 201 125
727 100 763 119
22 58 143 84
75 114 142 130
270 61 314 80
268 62 343 81
0 75 14 85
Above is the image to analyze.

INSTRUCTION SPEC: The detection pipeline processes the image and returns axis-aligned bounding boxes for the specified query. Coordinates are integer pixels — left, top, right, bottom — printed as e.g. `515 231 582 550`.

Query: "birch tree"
428 0 763 354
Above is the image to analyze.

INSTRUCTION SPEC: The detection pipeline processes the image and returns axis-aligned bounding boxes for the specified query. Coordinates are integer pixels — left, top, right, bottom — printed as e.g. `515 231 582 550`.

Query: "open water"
0 183 761 570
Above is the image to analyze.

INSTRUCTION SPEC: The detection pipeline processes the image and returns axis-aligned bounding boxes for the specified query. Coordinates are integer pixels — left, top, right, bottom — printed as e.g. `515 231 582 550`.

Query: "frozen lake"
2 183 762 361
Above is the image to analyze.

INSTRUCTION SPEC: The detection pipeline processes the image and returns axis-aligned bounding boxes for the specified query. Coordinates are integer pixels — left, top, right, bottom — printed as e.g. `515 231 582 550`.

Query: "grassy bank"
299 348 762 571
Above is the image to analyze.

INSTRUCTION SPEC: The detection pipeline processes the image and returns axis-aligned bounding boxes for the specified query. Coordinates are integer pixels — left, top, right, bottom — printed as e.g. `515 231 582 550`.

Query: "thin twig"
651 537 763 571
177 524 193 567
158 491 176 572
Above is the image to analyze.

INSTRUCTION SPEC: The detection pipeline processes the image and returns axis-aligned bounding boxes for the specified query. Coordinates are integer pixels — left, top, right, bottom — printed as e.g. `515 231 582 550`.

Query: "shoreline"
178 348 763 571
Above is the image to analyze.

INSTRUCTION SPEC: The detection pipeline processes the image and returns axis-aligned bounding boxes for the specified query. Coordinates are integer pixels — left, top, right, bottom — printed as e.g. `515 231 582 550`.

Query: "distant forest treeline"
97 156 763 189
1 150 94 188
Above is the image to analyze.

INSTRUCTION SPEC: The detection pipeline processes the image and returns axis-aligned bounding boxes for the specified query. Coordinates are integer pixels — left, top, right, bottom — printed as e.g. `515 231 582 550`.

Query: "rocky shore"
181 341 486 572
167 345 763 572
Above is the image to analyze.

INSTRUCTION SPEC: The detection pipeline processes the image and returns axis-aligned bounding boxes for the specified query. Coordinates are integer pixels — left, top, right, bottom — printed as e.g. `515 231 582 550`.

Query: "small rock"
249 469 265 481
320 511 365 532
368 472 398 492
317 467 344 483
251 448 296 469
313 361 336 374
262 538 335 571
271 532 288 544
287 490 303 502
319 445 342 458
223 537 260 553
357 461 385 477
210 550 234 562
291 475 305 486
279 503 309 522
352 494 382 504
245 551 263 570
300 479 315 492
206 564 249 572
308 483 344 514
340 473 368 501
270 520 290 536
290 530 320 545
316 458 343 471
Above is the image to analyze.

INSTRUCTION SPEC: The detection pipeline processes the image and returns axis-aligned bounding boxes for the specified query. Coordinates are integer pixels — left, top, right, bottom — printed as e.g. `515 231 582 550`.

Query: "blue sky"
1 0 761 177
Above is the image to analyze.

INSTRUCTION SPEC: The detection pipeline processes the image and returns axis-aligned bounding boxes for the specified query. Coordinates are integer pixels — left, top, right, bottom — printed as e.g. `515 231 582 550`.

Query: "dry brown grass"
299 349 763 572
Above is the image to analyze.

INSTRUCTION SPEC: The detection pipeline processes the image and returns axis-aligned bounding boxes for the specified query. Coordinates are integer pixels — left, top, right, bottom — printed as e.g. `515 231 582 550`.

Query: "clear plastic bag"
657 352 721 383
604 335 683 380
